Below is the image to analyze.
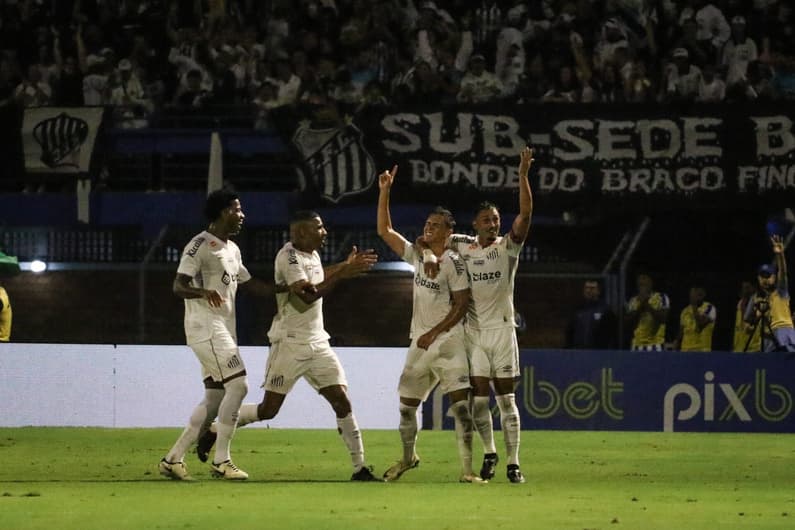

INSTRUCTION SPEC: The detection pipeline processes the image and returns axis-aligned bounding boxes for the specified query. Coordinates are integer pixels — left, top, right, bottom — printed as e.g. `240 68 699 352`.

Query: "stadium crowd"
1 0 795 128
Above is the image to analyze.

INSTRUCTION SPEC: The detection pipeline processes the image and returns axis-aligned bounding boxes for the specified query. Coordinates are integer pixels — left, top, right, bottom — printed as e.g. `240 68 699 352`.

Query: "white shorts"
465 326 520 379
262 340 347 394
189 330 245 384
398 330 470 401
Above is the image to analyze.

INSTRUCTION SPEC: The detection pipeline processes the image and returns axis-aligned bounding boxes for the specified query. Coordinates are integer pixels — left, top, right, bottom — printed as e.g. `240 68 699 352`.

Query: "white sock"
450 400 474 475
496 393 521 467
471 395 496 454
337 413 365 471
213 377 248 464
196 388 224 439
166 388 222 462
398 403 418 464
236 403 261 428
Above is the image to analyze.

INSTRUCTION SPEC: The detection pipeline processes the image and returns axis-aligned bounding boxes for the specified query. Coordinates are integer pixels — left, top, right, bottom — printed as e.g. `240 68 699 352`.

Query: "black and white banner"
274 103 795 214
22 107 104 174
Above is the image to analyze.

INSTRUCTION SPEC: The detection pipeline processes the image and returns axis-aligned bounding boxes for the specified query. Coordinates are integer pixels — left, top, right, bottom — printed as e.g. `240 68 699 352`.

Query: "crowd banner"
273 103 795 213
422 349 795 433
22 107 104 174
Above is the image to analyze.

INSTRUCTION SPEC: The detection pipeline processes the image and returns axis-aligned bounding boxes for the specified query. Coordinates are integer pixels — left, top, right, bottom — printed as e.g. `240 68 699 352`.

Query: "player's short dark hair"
475 201 499 217
204 189 239 222
430 206 456 228
290 210 321 225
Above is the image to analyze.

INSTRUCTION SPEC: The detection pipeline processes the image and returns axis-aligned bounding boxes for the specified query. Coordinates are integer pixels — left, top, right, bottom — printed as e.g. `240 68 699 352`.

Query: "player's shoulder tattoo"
186 236 205 257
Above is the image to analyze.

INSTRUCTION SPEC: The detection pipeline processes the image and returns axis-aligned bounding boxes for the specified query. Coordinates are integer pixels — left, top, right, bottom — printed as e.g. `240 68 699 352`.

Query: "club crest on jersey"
292 119 376 203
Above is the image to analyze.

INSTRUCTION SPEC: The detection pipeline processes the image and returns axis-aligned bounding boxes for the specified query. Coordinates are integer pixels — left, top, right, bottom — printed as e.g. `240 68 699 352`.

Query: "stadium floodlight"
30 260 47 273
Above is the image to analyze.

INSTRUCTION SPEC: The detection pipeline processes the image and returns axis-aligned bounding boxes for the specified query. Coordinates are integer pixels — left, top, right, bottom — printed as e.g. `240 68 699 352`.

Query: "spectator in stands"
595 62 627 102
624 60 655 102
51 43 84 106
664 47 702 101
721 16 758 95
404 59 445 104
14 63 52 107
565 279 617 350
271 55 301 107
473 0 503 69
174 68 212 110
0 56 20 108
625 273 670 351
672 17 713 68
675 285 717 352
697 64 726 101
110 59 152 128
733 280 761 352
542 64 585 103
515 53 552 103
457 53 503 103
82 55 110 105
693 0 731 61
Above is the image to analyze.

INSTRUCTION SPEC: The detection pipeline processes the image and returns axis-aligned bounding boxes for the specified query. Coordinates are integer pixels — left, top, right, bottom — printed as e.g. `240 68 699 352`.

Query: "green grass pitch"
0 427 793 529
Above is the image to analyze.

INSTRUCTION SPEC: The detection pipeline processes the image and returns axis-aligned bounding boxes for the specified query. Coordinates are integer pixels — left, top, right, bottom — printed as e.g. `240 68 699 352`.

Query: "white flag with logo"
22 107 104 174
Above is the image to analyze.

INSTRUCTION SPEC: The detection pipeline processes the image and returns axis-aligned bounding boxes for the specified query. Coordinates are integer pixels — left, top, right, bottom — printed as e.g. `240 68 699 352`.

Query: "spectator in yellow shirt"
676 286 716 352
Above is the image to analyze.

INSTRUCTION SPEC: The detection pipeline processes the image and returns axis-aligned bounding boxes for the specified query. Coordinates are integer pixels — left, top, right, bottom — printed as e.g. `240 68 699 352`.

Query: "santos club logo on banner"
22 107 104 173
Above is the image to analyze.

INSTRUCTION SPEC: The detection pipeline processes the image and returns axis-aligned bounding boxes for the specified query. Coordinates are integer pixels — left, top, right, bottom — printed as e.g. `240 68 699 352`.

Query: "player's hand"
378 165 397 189
417 330 439 350
343 245 378 277
202 289 224 308
423 259 440 279
519 146 534 177
771 234 784 254
289 279 317 296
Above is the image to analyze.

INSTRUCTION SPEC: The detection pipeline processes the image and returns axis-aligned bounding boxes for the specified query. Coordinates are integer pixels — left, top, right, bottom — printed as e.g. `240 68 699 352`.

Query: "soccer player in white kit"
159 190 252 481
199 210 382 481
377 166 483 483
424 147 534 483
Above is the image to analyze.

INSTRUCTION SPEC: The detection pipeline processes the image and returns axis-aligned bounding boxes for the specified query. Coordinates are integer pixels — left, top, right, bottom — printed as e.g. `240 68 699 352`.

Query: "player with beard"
196 210 382 481
423 147 533 483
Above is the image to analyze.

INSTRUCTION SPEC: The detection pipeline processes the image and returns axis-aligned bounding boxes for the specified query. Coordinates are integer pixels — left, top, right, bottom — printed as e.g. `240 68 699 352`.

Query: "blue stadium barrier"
423 349 795 433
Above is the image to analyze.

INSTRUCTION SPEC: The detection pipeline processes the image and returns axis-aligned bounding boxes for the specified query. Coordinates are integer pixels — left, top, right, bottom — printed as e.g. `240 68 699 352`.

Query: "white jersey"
267 242 330 344
403 243 469 339
449 233 522 330
177 231 251 344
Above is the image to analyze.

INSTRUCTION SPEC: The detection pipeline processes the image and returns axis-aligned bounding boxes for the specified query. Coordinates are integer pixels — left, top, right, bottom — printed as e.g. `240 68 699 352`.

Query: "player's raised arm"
510 146 534 243
377 165 410 256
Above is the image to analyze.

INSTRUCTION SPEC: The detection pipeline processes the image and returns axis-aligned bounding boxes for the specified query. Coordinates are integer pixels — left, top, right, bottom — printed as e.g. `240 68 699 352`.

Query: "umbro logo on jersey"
486 248 499 260
270 375 284 388
222 271 231 285
227 356 241 369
